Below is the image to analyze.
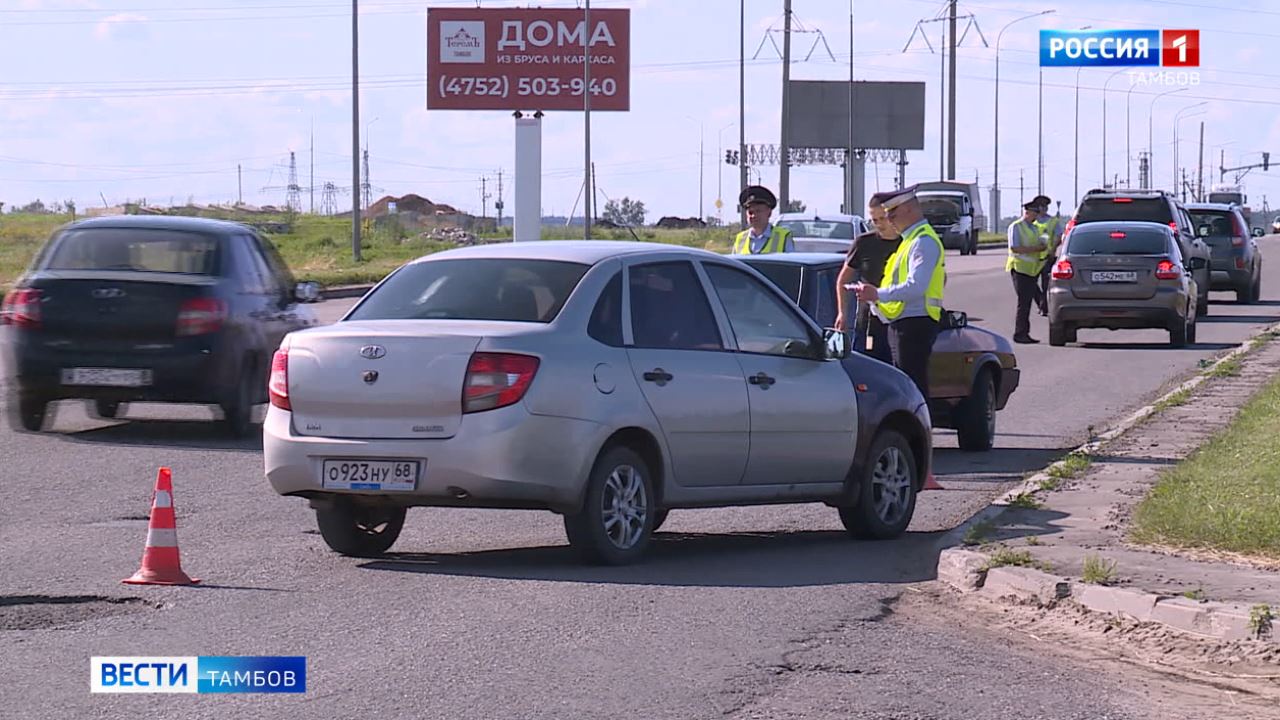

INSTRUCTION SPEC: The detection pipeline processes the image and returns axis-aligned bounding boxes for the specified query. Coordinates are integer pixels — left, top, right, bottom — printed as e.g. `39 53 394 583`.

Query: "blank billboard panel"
787 81 926 150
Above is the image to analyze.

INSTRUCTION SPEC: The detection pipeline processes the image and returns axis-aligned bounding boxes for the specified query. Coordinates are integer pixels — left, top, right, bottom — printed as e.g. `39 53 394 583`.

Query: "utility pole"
351 0 361 262
1038 69 1044 193
1197 121 1205 202
480 176 489 221
362 149 371 211
495 169 505 230
739 0 748 227
698 131 705 220
947 0 957 180
582 0 593 240
779 0 793 211
591 161 599 224
897 150 907 188
310 120 315 214
237 164 242 206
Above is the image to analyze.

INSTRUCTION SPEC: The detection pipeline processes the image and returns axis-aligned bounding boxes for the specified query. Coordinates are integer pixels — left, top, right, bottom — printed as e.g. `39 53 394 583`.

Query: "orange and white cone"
922 472 945 491
123 467 199 586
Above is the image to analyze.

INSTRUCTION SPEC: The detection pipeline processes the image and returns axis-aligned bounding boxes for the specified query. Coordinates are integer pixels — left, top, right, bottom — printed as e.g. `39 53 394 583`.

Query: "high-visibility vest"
733 226 791 254
877 222 946 322
1005 219 1043 276
1034 215 1061 269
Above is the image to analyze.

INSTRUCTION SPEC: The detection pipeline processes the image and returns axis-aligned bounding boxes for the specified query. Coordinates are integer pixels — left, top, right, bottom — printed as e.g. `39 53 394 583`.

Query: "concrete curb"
937 549 1273 642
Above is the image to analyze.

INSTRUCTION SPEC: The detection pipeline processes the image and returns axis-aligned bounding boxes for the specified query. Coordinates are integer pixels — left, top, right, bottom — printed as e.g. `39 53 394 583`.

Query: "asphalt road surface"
3 236 1278 719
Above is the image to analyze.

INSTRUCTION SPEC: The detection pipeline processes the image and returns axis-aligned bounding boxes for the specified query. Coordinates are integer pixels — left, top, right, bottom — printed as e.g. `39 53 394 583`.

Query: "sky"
2 0 1279 226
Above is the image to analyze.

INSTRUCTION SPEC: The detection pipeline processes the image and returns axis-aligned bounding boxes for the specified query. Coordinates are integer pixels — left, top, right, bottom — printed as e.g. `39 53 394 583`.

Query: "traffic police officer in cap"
732 185 794 254
851 184 946 399
1007 198 1050 343
1031 194 1062 317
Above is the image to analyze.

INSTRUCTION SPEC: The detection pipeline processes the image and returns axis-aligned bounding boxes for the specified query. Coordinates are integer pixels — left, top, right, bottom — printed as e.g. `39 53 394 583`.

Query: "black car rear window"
348 258 589 323
1188 210 1235 237
1067 228 1170 256
43 228 222 275
741 261 802 302
1075 197 1172 225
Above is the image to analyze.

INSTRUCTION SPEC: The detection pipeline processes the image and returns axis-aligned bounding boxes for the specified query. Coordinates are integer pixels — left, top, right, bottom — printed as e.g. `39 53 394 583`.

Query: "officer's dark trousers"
1037 263 1052 312
1011 270 1039 339
889 316 940 399
856 305 893 364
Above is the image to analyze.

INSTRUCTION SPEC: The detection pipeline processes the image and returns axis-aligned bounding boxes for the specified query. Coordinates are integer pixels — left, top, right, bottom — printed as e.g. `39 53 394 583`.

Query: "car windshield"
776 220 856 239
1067 228 1170 256
348 258 589 323
739 260 802 302
43 228 222 275
1188 210 1236 237
1075 197 1172 224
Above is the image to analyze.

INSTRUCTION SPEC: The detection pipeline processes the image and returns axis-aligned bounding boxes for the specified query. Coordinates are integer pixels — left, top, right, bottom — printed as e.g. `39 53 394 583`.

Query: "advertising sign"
427 7 630 111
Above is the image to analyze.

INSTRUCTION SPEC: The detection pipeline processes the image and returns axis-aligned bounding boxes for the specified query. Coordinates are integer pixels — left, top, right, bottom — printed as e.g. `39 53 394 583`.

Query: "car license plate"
321 459 421 491
60 368 153 387
1091 271 1137 283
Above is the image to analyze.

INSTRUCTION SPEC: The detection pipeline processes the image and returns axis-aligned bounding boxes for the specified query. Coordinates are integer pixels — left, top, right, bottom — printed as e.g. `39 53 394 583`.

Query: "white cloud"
93 13 148 41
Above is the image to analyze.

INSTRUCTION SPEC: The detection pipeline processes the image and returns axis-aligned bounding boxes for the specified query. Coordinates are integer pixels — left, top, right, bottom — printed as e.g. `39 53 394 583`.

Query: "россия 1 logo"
1040 29 1200 67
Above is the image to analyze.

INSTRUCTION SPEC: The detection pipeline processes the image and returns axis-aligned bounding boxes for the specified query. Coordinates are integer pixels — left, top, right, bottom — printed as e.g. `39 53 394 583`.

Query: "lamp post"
1071 27 1092 205
993 8 1055 230
1125 84 1137 188
685 115 705 220
1100 66 1128 188
1173 102 1207 195
1147 88 1186 191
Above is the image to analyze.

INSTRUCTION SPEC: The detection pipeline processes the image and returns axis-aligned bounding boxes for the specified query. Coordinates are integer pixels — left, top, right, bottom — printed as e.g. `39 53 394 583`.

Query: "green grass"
1047 452 1093 481
963 519 997 546
1153 387 1192 413
1207 356 1243 378
1180 588 1205 601
983 547 1037 570
1131 373 1280 561
1038 476 1064 492
1007 492 1043 510
1251 604 1274 639
1081 554 1118 585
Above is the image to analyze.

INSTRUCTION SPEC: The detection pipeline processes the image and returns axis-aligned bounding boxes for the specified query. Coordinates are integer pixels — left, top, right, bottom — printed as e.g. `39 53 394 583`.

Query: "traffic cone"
123 467 199 586
922 472 945 491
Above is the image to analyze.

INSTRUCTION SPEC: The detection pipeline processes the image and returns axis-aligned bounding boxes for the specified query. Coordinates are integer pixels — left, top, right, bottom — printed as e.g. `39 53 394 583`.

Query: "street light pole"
994 9 1055 230
351 0 361 262
1100 67 1128 189
1173 103 1207 193
1148 88 1186 191
1074 66 1083 205
1125 84 1136 188
1038 68 1044 194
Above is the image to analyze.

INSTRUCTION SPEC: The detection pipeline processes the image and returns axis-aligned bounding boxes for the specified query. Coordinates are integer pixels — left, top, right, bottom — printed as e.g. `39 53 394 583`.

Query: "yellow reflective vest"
1005 219 1043 276
1034 215 1061 272
877 222 946 322
733 226 791 254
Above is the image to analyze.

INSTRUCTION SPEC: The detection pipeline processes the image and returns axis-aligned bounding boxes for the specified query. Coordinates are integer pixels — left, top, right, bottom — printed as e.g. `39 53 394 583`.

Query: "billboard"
427 7 630 111
786 81 926 151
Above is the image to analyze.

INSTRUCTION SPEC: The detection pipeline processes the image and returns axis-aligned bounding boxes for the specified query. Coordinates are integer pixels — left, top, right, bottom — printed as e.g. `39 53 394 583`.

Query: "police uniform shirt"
875 218 943 321
845 230 902 286
746 223 795 254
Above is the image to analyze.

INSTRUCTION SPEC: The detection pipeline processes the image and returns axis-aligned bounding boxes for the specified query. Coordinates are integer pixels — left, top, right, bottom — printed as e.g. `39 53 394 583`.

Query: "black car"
1 215 320 436
1066 188 1212 315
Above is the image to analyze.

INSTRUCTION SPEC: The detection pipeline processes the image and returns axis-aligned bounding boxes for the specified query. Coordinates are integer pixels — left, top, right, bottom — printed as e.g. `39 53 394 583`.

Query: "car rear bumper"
1048 287 1185 329
4 331 236 403
1210 268 1250 289
263 404 605 514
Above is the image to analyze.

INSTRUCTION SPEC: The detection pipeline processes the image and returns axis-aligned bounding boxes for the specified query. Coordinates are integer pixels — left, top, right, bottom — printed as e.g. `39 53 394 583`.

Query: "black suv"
1066 189 1212 316
2 215 320 436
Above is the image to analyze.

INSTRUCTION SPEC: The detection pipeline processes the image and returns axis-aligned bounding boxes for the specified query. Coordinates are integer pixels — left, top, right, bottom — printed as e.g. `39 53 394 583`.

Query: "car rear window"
740 261 802 302
1188 210 1235 237
1067 228 1170 256
776 220 856 239
43 228 222 275
348 258 589 323
1075 197 1171 225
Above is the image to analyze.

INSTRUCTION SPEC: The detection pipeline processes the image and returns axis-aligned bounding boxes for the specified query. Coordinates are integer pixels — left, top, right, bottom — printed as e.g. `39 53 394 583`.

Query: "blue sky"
2 0 1278 224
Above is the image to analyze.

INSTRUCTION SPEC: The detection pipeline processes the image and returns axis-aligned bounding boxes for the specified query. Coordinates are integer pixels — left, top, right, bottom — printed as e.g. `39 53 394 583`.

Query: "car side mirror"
1252 227 1265 237
1187 257 1208 271
294 281 322 303
1198 224 1211 238
822 328 850 360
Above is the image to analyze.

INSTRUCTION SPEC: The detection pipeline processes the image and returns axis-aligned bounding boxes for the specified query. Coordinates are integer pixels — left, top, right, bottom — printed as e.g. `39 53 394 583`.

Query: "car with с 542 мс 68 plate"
263 242 933 565
737 253 1020 452
1 215 320 436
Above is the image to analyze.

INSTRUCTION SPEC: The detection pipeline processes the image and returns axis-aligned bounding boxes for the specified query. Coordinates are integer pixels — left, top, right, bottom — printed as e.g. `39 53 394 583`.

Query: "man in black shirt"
835 198 901 363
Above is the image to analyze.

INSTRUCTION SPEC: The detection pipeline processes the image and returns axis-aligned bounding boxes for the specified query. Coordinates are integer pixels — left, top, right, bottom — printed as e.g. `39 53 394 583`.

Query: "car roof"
736 252 845 267
1184 202 1240 212
776 212 862 222
1068 220 1173 233
1083 188 1172 198
61 214 252 234
408 240 727 266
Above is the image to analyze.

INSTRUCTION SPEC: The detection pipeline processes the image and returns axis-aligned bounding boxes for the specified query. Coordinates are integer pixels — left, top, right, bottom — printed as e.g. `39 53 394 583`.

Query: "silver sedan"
264 242 931 564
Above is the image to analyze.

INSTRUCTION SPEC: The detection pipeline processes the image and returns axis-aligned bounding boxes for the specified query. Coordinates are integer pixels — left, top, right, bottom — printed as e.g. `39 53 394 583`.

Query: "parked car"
1 215 321 436
264 242 933 564
1271 215 1280 235
1185 202 1263 303
1047 221 1204 348
775 212 868 253
1066 189 1212 315
739 253 1019 452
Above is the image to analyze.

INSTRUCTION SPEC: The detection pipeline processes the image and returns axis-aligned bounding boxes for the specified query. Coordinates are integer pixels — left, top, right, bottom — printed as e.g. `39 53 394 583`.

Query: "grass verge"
1130 372 1280 561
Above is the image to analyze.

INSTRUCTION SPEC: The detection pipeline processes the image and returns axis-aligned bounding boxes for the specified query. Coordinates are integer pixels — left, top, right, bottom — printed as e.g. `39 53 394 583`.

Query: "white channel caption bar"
90 656 199 693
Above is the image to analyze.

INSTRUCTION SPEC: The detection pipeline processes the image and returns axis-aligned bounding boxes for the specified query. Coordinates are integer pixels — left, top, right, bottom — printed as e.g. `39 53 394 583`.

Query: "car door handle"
748 372 776 387
642 369 673 384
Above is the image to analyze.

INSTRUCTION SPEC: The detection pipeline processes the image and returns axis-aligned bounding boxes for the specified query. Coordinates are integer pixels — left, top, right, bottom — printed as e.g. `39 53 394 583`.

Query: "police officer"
835 195 899 363
1007 199 1050 344
732 185 794 254
852 185 946 399
1031 194 1063 316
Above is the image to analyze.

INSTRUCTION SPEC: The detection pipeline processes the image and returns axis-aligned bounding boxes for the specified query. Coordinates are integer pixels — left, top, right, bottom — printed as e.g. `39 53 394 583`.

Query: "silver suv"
1047 221 1206 348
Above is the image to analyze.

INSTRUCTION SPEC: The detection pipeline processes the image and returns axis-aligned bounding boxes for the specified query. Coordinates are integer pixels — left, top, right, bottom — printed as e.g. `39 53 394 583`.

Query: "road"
3 237 1279 719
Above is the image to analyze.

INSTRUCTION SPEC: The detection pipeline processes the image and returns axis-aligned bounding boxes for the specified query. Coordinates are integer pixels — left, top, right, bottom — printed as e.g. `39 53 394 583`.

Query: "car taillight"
1232 214 1247 246
268 346 290 410
0 288 41 329
1109 231 1127 238
176 298 227 336
463 352 539 414
1155 259 1180 280
1168 221 1178 233
1063 218 1076 237
1052 259 1074 280
1113 198 1133 203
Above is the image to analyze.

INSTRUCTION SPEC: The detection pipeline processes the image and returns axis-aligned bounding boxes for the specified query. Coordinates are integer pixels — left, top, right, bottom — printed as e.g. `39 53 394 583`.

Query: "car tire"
93 399 124 419
1169 315 1189 348
1066 326 1078 344
1197 288 1209 317
956 368 996 452
1252 273 1262 303
1187 315 1198 345
315 501 406 557
970 232 980 255
9 389 52 432
651 509 670 533
1049 323 1068 347
563 446 656 565
838 430 918 540
220 361 256 439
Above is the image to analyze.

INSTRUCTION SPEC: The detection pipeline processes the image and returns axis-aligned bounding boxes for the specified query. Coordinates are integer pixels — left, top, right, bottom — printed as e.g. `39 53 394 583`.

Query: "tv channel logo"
1040 29 1199 67
91 656 306 694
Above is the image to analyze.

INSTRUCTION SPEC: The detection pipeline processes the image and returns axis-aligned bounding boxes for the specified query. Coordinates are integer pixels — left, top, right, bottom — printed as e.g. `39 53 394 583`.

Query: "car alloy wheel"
600 464 649 551
564 445 655 564
870 445 913 527
838 430 919 540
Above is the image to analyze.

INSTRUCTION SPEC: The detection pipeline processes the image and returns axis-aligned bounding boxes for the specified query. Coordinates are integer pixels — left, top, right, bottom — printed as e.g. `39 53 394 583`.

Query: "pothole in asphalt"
0 594 157 631
87 515 153 528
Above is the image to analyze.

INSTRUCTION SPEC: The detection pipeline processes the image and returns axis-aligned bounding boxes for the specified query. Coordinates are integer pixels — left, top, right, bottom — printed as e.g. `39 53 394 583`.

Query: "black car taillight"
0 288 42 329
176 297 227 336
